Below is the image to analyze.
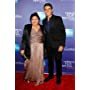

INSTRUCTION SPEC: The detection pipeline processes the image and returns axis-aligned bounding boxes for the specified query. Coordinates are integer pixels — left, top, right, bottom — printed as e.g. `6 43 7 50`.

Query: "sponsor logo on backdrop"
37 12 45 20
66 28 74 37
16 62 23 65
33 0 46 3
15 14 22 19
62 12 75 21
62 60 75 68
64 48 75 51
15 29 22 37
60 0 74 1
15 43 20 51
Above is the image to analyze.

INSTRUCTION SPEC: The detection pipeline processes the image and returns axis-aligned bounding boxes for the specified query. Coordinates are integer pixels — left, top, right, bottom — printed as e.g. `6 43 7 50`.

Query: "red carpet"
15 72 75 90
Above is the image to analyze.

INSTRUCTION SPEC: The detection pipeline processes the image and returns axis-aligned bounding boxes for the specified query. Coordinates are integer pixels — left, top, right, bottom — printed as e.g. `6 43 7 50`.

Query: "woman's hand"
24 59 29 69
20 50 24 55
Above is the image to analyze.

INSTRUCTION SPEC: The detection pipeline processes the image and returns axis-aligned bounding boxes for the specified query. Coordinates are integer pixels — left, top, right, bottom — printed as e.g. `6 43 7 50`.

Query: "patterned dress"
24 28 44 82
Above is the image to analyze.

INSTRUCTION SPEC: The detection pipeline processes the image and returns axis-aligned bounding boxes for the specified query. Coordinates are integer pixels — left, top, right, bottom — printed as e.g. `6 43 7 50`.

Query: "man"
43 3 66 84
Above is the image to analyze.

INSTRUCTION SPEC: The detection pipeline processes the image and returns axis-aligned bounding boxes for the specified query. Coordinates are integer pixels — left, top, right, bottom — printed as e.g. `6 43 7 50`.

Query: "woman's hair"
30 12 40 22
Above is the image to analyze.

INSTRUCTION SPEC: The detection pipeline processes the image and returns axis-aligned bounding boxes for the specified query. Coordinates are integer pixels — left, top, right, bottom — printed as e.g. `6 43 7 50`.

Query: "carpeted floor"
15 72 75 90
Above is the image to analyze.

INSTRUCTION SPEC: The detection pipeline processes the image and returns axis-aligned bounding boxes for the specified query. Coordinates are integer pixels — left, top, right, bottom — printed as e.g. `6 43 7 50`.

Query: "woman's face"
31 16 39 25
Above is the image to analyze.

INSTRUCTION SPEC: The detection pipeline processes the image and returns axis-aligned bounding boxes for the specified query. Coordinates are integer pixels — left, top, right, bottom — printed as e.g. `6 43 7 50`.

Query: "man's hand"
20 50 24 55
58 46 64 52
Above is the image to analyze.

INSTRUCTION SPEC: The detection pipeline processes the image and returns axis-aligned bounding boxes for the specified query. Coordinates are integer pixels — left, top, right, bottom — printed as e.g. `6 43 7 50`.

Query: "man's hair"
43 3 53 9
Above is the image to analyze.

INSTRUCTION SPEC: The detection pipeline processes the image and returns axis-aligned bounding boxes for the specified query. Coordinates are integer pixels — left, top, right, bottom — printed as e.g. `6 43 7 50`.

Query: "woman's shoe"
35 81 44 86
24 79 30 83
35 82 40 86
27 80 30 83
39 81 44 84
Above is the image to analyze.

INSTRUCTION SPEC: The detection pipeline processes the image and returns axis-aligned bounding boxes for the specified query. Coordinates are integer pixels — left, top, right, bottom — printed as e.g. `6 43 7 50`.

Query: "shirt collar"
46 14 54 21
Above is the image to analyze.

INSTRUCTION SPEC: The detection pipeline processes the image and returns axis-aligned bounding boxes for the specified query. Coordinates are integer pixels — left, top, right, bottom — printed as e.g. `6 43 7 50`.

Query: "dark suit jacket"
20 24 44 59
43 15 66 48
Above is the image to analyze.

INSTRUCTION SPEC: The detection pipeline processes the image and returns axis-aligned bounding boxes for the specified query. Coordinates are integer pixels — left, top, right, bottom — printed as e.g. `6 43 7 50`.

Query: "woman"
20 13 45 86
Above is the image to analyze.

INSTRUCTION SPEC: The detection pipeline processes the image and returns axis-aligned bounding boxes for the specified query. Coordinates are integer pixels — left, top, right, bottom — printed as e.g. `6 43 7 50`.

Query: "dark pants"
46 47 62 79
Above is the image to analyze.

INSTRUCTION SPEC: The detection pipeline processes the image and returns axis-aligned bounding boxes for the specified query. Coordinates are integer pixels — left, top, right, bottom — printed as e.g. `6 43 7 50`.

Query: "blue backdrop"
15 0 75 74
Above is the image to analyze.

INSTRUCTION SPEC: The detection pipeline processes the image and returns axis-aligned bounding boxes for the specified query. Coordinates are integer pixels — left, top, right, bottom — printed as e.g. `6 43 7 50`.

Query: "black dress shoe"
44 76 54 82
56 78 61 84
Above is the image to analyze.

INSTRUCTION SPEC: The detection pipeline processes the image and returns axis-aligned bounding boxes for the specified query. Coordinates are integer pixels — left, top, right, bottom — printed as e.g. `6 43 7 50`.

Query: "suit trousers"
46 47 62 79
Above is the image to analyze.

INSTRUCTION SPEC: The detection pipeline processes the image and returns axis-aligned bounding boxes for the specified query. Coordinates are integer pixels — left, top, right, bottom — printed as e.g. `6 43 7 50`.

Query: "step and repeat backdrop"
15 0 75 74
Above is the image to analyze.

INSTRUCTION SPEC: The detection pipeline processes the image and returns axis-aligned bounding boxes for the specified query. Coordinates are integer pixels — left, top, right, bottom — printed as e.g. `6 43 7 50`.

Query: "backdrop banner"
15 0 75 74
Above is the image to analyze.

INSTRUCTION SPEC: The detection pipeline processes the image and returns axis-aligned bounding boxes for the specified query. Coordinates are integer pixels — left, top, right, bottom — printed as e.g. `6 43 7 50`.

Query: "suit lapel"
27 24 32 37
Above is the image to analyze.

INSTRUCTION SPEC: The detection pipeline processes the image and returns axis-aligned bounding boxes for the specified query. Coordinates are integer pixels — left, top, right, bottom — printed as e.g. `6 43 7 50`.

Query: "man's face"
44 6 53 17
